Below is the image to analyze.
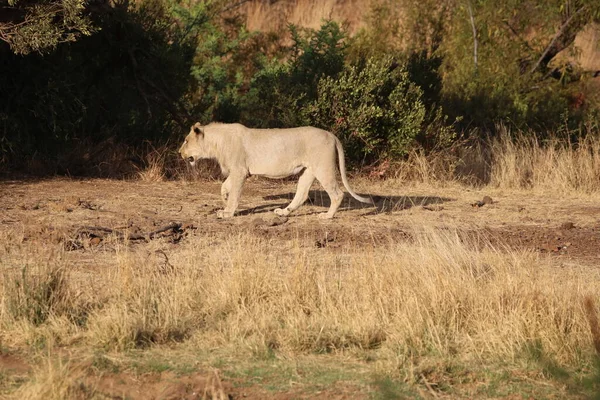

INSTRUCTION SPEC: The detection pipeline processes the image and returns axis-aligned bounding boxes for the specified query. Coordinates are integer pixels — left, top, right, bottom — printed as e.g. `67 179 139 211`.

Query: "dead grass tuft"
137 150 167 182
135 142 221 182
584 296 600 356
14 358 93 400
489 125 600 193
383 127 600 194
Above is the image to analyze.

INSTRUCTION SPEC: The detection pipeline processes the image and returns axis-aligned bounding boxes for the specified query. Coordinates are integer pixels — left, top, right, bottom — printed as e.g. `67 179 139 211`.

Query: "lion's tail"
334 136 373 204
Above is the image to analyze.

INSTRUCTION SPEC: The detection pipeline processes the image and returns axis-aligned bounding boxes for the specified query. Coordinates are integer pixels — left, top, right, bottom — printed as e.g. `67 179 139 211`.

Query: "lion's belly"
249 163 305 179
245 139 309 178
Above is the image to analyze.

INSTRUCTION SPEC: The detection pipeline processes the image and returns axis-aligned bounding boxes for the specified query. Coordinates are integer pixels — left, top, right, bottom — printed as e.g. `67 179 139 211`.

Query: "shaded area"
264 190 454 214
0 1 197 176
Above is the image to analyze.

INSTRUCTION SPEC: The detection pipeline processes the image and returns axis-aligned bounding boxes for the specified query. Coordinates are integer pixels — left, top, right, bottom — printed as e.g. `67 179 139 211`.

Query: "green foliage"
234 20 347 128
439 0 600 131
3 0 600 175
303 57 426 164
287 21 346 99
241 60 306 128
189 9 282 124
0 0 201 171
0 0 94 55
347 0 600 136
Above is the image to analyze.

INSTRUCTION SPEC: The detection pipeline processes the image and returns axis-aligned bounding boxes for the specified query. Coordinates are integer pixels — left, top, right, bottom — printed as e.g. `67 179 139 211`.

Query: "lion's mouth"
187 156 194 163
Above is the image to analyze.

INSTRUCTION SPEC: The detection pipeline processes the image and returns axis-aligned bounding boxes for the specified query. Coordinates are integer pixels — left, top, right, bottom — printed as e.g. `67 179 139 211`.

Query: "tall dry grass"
1 229 598 373
384 127 600 193
135 142 221 182
489 127 600 193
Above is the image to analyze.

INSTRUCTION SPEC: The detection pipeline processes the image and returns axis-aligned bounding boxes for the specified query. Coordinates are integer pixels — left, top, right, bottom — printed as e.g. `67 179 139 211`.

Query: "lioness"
179 122 372 219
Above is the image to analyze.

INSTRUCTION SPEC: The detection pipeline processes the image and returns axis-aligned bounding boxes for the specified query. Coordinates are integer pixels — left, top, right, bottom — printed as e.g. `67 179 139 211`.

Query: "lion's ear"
193 124 203 136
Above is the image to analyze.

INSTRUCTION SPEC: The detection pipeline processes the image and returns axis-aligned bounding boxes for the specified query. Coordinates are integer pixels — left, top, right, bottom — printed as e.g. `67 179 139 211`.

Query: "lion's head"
179 123 206 167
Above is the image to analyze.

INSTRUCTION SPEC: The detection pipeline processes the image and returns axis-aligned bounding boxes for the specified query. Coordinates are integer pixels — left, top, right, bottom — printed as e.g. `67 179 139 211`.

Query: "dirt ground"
1 176 600 399
2 176 599 264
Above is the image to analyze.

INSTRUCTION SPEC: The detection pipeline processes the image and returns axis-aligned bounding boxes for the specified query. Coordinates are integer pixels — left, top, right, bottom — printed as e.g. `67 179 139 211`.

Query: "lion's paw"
274 208 290 217
217 210 234 219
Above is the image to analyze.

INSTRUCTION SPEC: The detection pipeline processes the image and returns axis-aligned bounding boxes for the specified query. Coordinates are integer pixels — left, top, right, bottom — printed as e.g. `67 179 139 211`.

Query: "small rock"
472 196 494 208
250 217 265 227
560 222 575 230
266 216 288 227
90 237 102 246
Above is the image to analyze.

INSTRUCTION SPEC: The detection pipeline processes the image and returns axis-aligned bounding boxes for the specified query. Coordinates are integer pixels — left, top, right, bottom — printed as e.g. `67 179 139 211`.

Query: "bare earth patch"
1 177 598 266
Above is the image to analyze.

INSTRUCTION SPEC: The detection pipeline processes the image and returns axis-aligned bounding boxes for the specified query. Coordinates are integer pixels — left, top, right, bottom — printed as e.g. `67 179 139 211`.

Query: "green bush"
241 60 306 128
303 57 426 164
0 0 200 172
239 20 347 129
189 10 284 124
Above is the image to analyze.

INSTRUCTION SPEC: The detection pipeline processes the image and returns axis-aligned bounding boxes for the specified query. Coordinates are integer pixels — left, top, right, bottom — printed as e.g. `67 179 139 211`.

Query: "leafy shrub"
0 0 200 173
239 20 347 128
189 10 285 124
303 57 426 164
241 60 305 128
288 21 346 100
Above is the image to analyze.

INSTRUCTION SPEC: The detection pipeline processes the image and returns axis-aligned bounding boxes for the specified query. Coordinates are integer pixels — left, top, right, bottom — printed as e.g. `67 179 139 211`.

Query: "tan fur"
179 122 372 219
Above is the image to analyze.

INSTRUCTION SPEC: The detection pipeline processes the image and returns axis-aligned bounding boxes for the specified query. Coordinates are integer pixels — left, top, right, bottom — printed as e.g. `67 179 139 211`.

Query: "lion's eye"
184 140 188 144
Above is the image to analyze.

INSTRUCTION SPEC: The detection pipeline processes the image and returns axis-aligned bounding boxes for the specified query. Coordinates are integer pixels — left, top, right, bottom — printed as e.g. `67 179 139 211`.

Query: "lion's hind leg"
314 170 344 219
274 170 315 217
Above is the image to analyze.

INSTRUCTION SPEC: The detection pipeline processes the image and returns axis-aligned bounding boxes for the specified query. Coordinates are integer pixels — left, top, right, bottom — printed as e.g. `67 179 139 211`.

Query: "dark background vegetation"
1 0 599 176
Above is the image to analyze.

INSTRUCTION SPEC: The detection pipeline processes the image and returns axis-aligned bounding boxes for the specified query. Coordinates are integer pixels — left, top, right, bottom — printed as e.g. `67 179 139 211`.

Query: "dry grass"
489 128 600 193
1 228 597 369
136 142 221 182
136 149 167 182
14 358 93 400
3 136 600 397
381 128 600 194
241 0 367 34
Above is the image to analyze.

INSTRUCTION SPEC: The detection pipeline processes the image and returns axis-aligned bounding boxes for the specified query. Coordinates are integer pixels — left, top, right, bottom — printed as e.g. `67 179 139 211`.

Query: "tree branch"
529 5 587 75
221 0 253 14
466 0 478 70
502 20 534 52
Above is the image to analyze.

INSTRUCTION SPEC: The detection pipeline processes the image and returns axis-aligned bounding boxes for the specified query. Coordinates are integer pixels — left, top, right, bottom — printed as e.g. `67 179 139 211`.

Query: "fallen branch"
77 222 190 242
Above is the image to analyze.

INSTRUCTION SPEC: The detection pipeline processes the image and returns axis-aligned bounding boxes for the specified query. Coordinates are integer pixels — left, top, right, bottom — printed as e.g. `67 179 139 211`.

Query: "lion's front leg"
217 172 246 218
220 176 232 205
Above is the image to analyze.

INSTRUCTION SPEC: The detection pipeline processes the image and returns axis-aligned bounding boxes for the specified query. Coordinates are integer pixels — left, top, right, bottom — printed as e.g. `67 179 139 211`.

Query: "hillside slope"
239 0 600 73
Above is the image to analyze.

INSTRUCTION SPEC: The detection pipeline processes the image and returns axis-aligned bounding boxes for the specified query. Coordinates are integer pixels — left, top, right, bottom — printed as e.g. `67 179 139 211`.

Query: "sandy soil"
1 177 599 264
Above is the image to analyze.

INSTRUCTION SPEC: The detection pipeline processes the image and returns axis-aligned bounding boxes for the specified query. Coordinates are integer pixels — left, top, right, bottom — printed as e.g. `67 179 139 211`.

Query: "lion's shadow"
238 190 454 216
